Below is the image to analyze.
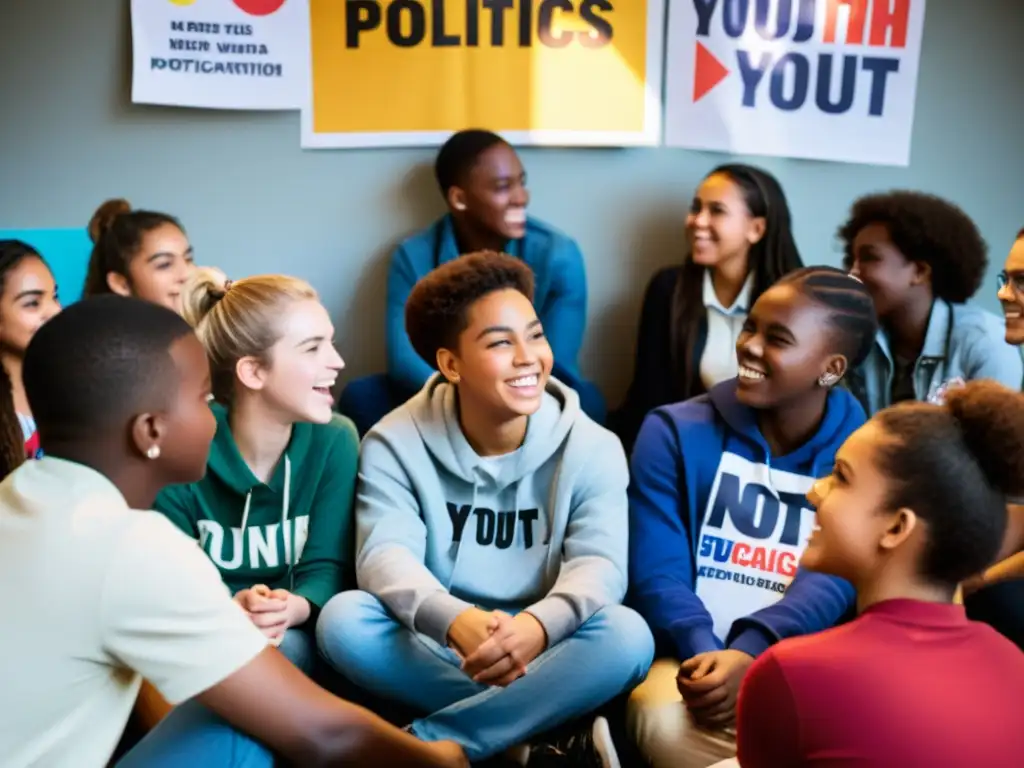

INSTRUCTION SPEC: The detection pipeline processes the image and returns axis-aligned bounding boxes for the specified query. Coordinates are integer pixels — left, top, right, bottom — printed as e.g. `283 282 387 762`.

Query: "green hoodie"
155 404 359 614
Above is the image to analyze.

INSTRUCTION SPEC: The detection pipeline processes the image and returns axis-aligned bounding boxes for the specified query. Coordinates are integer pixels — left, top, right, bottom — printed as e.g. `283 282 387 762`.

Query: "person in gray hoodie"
317 251 654 766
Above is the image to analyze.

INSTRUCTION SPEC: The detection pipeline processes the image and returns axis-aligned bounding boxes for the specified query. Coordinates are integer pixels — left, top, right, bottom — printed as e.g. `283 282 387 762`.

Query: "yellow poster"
303 0 664 148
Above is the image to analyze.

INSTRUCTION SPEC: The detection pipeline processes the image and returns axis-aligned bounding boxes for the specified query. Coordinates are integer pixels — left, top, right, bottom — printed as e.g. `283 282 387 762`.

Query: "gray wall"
2 1 1022 405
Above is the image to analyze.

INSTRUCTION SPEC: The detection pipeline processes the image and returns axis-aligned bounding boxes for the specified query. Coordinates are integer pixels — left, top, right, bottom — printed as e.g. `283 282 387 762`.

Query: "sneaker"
527 716 621 768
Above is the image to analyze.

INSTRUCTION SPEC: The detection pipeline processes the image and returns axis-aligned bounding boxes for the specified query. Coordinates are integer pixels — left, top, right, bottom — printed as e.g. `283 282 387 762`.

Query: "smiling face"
450 143 530 241
735 283 846 410
686 172 765 274
801 420 919 585
111 223 195 314
242 299 345 424
998 236 1024 345
441 287 553 420
0 256 61 357
846 223 928 321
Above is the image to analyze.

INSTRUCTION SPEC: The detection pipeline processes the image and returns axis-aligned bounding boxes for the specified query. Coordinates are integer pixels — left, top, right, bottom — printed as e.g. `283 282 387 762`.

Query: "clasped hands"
446 607 548 688
676 649 754 729
234 584 310 646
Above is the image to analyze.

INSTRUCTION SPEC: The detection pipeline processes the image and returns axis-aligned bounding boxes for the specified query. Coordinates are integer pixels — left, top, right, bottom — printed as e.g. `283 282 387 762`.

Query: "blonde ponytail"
180 269 318 402
181 266 230 328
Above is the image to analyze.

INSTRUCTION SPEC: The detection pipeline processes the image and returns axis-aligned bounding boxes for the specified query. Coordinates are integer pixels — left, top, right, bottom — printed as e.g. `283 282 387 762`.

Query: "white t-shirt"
700 270 754 391
0 458 268 768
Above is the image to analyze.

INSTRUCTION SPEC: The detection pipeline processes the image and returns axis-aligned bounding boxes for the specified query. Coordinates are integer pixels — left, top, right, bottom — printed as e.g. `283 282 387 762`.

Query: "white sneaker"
527 716 621 767
591 716 621 768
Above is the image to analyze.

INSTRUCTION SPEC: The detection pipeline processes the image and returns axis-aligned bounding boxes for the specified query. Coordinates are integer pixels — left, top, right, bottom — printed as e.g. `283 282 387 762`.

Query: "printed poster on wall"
131 0 310 110
302 1 666 148
664 0 927 166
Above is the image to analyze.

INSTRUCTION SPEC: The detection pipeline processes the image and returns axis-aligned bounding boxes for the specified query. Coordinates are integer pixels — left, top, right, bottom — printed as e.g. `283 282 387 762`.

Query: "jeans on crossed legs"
316 590 655 761
116 628 314 767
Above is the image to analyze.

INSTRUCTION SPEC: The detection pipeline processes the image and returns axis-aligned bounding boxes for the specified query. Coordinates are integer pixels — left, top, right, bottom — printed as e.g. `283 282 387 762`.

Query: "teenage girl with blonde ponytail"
155 267 359 673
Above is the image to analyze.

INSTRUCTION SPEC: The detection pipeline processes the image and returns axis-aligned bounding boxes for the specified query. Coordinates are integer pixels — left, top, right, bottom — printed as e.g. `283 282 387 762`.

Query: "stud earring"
450 374 461 385
453 202 467 211
146 445 161 460
817 372 839 388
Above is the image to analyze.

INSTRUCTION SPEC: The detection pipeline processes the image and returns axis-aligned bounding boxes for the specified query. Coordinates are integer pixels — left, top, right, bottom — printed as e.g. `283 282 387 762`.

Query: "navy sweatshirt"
628 379 863 660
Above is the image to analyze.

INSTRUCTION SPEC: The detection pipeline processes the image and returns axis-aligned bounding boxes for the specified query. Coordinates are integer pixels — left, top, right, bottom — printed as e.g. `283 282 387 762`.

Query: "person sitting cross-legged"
318 251 653 766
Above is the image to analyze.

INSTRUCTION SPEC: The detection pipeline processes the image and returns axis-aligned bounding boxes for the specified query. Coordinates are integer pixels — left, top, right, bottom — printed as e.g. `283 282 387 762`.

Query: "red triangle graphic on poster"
693 41 729 102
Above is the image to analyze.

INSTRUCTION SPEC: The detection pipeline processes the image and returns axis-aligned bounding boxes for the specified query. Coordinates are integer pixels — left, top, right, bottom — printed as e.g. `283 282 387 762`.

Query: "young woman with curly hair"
839 191 1021 414
734 380 1024 765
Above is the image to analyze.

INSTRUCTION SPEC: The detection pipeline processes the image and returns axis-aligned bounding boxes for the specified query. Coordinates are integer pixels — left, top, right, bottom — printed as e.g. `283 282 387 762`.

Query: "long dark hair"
0 366 22 480
1 239 44 479
668 164 802 401
83 198 183 298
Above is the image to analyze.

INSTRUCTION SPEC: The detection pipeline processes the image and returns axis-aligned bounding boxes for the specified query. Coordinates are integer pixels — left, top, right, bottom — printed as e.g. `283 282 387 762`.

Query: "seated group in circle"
1 131 1024 768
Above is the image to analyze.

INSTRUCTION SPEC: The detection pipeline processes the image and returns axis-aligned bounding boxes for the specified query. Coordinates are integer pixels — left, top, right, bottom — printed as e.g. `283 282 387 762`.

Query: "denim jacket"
847 300 1022 416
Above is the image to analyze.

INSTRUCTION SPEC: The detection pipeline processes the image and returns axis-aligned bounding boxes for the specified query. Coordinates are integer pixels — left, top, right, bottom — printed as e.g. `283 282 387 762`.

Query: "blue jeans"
316 591 653 761
278 627 315 675
116 629 313 767
117 699 273 767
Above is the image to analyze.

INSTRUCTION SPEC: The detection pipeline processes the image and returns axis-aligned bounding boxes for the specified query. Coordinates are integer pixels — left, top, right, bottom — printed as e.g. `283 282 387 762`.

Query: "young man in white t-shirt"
0 295 466 768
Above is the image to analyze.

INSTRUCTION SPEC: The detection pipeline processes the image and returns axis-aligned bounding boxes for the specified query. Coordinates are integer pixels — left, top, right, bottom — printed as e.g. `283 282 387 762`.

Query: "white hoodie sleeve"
355 432 473 645
525 428 630 647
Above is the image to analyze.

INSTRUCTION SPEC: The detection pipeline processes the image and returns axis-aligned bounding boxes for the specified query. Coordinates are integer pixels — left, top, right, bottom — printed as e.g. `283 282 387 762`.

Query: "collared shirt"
847 299 1023 416
700 270 754 391
0 458 267 768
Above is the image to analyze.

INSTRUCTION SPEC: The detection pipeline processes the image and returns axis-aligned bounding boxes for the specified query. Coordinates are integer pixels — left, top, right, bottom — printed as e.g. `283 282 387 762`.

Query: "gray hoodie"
355 374 629 648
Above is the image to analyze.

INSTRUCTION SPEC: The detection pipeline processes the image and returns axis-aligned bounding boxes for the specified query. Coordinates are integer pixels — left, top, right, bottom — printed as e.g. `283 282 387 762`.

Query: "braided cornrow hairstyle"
777 266 879 368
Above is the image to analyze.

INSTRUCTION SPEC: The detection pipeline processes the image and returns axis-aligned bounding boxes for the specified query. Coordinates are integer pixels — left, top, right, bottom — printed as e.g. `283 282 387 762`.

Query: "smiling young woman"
153 268 360 676
626 267 877 768
611 164 803 454
735 380 1024 766
0 239 61 470
318 251 652 767
83 198 196 315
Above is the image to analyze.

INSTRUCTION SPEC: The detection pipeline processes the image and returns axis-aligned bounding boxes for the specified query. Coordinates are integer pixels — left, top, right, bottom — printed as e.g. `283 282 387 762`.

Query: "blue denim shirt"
847 300 1022 416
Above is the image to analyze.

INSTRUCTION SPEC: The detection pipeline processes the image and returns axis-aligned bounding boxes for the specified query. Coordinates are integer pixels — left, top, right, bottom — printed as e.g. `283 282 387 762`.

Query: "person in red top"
734 379 1024 767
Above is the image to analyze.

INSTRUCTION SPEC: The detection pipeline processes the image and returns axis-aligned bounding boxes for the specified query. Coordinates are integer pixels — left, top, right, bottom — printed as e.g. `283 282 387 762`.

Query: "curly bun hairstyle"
86 198 133 244
83 198 184 298
181 267 318 403
874 380 1024 586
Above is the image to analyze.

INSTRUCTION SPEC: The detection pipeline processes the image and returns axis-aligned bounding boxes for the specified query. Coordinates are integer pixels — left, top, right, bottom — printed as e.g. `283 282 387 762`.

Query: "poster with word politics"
303 0 666 148
664 0 927 166
131 0 310 110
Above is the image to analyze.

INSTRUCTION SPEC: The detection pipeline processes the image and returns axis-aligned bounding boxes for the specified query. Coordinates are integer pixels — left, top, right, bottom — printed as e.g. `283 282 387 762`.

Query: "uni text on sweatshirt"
628 379 864 660
355 374 629 648
155 404 359 612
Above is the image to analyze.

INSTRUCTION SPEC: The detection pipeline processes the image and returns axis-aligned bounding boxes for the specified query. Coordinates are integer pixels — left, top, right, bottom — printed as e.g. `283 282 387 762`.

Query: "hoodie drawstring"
239 489 253 538
283 455 293 591
238 454 293 592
